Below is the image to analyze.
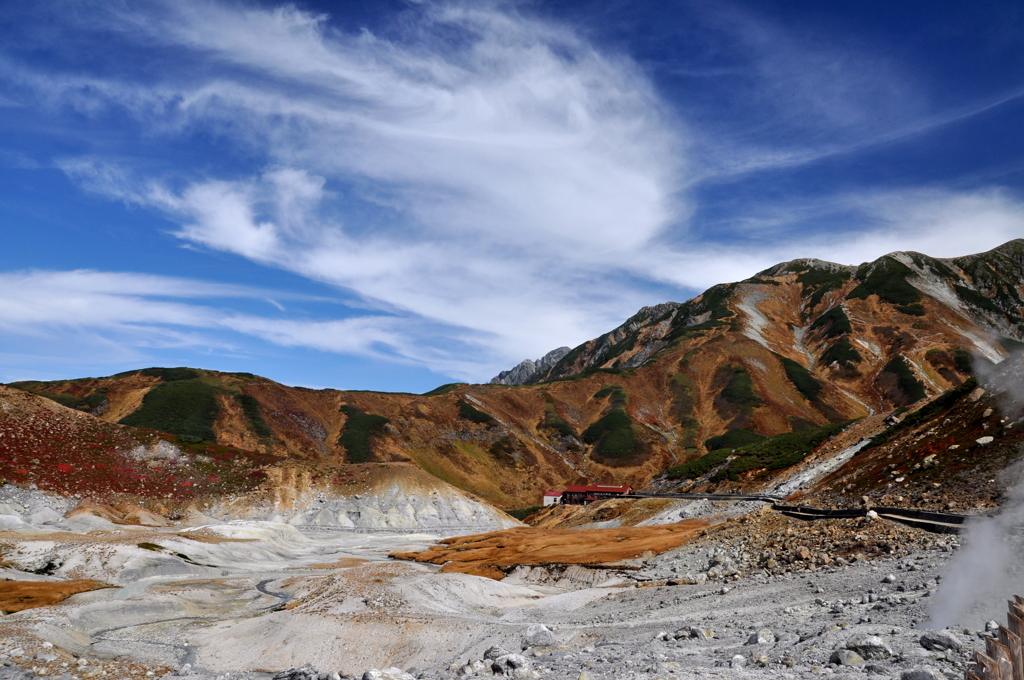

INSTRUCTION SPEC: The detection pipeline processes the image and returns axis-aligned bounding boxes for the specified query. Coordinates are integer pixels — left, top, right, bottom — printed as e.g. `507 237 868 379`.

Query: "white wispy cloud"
4 0 1023 382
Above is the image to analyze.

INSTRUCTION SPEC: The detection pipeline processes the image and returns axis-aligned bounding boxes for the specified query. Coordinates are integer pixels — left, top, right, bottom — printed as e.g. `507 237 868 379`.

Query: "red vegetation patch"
0 388 280 502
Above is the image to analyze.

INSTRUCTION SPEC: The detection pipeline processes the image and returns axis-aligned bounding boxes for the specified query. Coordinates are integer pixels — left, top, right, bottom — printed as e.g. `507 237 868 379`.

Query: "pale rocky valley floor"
0 486 989 680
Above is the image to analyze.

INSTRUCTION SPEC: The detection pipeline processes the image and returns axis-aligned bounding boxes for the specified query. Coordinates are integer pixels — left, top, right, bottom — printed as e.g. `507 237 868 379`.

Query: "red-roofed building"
560 484 633 505
543 491 563 506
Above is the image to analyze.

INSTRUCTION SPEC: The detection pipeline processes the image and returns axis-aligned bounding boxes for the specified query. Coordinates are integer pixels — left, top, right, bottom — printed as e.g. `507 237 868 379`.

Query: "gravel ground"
0 509 991 680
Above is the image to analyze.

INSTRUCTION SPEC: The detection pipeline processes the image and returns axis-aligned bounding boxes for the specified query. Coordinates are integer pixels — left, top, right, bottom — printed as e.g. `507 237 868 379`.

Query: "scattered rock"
900 668 946 680
522 624 558 649
746 629 775 645
919 629 964 652
846 634 894 660
883 574 897 583
362 669 416 680
484 646 513 660
830 649 865 666
274 667 322 680
730 654 746 668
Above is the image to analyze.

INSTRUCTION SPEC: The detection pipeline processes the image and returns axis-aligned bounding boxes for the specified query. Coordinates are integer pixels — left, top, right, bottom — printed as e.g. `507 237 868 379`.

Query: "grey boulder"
362 669 416 680
900 668 946 680
919 629 964 652
846 634 894 660
830 649 866 666
522 624 558 649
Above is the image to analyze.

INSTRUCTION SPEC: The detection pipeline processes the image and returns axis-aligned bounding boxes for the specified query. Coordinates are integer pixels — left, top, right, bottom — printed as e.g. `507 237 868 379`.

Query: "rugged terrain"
7 240 1024 510
0 241 1021 680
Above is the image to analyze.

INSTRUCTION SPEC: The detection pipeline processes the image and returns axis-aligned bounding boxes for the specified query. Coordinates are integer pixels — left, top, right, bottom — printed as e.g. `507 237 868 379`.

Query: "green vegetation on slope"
120 379 219 441
711 420 855 482
338 405 390 464
704 428 765 451
457 399 496 425
809 306 852 339
821 337 862 369
720 365 761 406
539 400 576 438
882 355 927 403
506 506 543 521
593 384 628 407
422 383 465 397
795 267 852 308
864 378 978 451
8 384 109 413
582 408 639 461
138 367 201 382
235 393 273 438
665 448 732 480
925 348 974 376
848 258 922 306
777 355 823 402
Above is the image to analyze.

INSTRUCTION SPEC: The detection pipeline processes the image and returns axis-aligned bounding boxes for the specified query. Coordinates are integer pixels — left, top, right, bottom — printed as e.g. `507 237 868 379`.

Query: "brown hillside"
5 240 1023 510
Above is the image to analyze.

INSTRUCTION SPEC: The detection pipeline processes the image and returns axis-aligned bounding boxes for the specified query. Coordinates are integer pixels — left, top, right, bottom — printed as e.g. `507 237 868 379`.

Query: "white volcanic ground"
0 479 996 680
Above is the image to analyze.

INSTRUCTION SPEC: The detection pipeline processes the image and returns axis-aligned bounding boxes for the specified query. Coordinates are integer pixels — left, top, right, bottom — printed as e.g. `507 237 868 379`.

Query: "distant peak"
490 346 572 386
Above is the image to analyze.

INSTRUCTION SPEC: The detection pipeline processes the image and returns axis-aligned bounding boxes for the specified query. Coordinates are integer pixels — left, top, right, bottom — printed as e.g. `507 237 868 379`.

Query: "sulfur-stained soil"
390 520 708 579
0 579 114 613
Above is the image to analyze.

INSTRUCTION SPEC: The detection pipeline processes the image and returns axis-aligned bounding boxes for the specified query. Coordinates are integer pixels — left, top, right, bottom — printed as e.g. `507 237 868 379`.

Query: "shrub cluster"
704 428 764 451
795 268 852 308
821 337 862 369
539 400 576 438
883 355 927 403
665 448 732 480
847 258 922 306
809 306 852 339
139 367 201 382
711 420 855 482
778 355 823 402
235 393 273 438
720 366 761 406
338 405 390 464
864 378 977 451
507 506 543 521
422 383 464 397
457 399 496 425
582 408 639 460
592 384 628 407
120 379 219 442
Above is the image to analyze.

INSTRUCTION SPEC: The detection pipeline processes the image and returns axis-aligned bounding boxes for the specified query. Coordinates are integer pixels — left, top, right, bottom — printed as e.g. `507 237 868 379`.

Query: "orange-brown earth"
4 240 1022 510
390 521 708 579
0 579 114 613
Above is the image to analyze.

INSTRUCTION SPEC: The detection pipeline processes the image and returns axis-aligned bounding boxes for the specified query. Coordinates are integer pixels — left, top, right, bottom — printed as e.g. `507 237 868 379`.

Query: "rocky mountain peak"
490 346 572 385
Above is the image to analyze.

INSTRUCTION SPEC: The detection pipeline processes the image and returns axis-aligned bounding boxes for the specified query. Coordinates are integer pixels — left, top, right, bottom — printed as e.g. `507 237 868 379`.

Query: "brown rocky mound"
391 520 708 579
0 579 114 613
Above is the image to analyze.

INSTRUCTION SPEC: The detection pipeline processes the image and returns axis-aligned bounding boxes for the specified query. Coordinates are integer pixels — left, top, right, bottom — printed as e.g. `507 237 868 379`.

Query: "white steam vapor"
927 355 1024 629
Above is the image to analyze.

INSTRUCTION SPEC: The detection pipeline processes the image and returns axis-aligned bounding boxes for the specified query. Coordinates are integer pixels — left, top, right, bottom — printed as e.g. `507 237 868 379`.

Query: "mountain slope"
7 240 1023 509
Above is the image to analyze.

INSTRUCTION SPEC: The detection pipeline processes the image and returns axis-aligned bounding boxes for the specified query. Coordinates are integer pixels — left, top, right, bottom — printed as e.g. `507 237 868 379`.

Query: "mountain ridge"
6 239 1023 510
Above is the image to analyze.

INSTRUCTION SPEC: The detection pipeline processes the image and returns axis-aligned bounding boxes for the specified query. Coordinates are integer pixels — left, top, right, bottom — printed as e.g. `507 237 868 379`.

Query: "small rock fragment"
746 629 775 645
830 649 865 666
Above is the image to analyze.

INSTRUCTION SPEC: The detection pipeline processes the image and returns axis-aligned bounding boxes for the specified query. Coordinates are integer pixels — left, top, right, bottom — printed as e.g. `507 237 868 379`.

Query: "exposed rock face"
490 347 571 385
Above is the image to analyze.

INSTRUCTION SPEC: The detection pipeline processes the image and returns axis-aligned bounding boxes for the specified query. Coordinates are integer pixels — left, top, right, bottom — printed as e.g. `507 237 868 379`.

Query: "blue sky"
2 0 1023 392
